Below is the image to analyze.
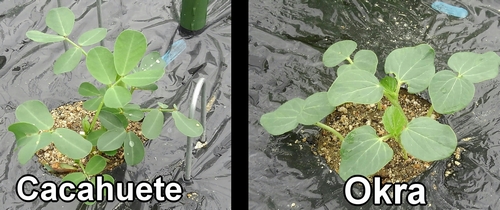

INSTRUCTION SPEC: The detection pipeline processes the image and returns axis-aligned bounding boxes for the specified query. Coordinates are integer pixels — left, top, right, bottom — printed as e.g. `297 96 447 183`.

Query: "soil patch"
35 101 147 178
314 89 443 184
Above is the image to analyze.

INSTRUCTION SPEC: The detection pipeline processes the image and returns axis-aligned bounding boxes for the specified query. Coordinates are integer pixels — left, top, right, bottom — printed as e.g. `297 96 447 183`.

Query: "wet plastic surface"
249 0 500 209
0 0 231 209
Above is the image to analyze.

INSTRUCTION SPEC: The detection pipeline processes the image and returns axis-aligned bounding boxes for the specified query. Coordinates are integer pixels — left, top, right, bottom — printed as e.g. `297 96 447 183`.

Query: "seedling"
7 7 203 204
260 40 500 180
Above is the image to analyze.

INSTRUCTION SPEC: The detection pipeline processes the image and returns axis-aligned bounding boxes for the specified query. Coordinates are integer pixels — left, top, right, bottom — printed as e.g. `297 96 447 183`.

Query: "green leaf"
337 50 378 75
103 150 117 156
429 70 475 114
382 106 407 136
380 76 399 93
135 52 167 72
123 132 145 165
26 30 65 43
124 103 141 109
98 110 125 130
85 155 106 176
123 108 144 121
61 172 86 186
323 40 357 67
87 47 117 85
296 92 335 125
103 86 131 108
17 132 52 165
97 128 126 151
53 128 92 159
101 107 121 114
259 98 303 135
327 69 384 107
15 100 54 130
122 69 165 87
8 122 40 141
339 125 393 180
142 109 164 139
401 117 457 161
385 44 435 93
87 129 106 146
157 102 169 109
135 84 158 91
82 116 91 133
78 82 100 97
83 97 102 111
78 28 107 46
46 7 74 36
53 47 82 74
448 51 500 83
114 30 147 76
172 111 204 137
115 113 129 128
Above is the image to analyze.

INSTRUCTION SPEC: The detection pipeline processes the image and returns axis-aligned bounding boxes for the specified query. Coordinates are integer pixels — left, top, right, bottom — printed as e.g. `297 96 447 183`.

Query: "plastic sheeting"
249 0 500 209
0 0 231 209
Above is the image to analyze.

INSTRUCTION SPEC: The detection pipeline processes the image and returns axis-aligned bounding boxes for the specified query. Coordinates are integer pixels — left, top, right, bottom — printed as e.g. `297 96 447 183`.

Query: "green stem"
64 38 88 57
315 122 344 141
89 99 105 131
379 134 393 142
141 108 177 112
346 57 354 64
401 148 408 160
427 105 434 117
75 159 91 180
377 101 382 110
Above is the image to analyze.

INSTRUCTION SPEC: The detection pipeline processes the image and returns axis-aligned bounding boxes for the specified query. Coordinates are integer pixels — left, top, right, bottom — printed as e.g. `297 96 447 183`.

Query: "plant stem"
427 105 434 117
315 122 344 141
141 108 177 112
75 159 91 181
379 134 393 142
377 101 382 110
346 57 354 64
89 99 105 131
64 38 88 57
401 148 408 160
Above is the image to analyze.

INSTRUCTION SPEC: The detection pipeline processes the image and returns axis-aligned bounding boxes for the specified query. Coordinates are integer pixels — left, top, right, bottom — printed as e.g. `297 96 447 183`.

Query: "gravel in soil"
35 101 147 178
314 89 444 184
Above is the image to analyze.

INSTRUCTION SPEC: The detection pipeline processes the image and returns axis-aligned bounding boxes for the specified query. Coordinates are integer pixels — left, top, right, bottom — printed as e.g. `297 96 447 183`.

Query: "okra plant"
260 40 500 180
7 6 203 200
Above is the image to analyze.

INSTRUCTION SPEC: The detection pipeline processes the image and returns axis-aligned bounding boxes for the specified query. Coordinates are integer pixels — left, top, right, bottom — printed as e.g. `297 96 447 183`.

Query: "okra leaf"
401 117 457 161
259 98 304 135
429 70 474 114
448 51 500 83
327 69 383 107
339 125 393 180
323 40 357 67
297 92 335 125
382 106 407 136
385 44 435 93
338 50 378 75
